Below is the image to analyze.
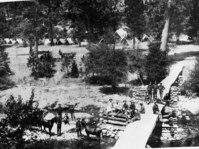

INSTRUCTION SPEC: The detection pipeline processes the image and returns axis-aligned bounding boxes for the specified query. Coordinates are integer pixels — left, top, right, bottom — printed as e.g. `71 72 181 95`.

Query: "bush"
0 90 42 149
0 46 14 90
27 52 56 79
145 42 170 83
182 58 199 95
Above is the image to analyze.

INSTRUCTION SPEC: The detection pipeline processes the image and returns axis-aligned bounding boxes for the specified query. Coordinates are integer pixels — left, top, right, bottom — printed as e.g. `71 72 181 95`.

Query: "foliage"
186 0 199 42
60 52 76 77
84 43 128 89
71 61 79 78
0 89 42 149
145 42 170 83
125 0 147 39
182 58 199 95
66 0 122 42
27 52 56 79
0 46 14 90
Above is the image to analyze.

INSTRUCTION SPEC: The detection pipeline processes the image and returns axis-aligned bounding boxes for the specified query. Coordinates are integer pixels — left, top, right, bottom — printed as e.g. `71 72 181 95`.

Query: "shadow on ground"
99 86 129 95
25 136 116 149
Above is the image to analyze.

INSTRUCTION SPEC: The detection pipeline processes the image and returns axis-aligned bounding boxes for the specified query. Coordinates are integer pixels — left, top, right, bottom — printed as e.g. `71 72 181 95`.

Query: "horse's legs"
49 127 51 136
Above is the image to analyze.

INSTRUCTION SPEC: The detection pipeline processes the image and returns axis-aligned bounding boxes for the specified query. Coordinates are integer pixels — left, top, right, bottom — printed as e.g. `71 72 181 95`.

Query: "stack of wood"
99 113 127 138
170 86 179 107
178 75 183 87
131 86 146 101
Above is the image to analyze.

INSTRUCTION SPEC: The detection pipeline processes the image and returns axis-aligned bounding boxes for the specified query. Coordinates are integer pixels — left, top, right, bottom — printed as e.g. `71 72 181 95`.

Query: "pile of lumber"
170 86 179 107
101 124 125 139
131 86 146 101
99 113 127 138
178 76 183 87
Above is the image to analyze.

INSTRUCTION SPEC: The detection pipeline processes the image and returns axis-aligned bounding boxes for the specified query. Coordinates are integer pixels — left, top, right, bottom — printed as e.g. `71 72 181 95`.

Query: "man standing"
76 118 82 137
57 104 63 136
147 82 153 98
152 81 158 101
129 101 135 115
69 104 76 121
159 82 165 100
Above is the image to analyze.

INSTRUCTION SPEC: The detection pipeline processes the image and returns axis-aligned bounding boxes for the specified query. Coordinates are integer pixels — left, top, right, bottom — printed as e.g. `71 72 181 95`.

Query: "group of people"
145 81 165 104
107 98 146 122
54 104 76 136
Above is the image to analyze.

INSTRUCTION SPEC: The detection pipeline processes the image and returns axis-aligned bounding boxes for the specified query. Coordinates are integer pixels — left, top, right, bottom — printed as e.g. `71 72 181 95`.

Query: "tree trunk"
50 22 54 46
133 32 135 50
160 0 171 51
33 6 38 57
34 37 38 57
49 8 54 46
29 40 33 55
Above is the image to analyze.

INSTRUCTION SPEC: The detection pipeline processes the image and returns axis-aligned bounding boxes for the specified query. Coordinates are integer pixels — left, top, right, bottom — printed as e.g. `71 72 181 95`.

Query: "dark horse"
35 110 58 136
81 119 103 141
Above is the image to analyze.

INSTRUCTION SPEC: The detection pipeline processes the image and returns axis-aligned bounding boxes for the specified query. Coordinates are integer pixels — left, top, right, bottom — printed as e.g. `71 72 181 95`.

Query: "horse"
81 119 103 141
35 110 58 136
39 117 58 136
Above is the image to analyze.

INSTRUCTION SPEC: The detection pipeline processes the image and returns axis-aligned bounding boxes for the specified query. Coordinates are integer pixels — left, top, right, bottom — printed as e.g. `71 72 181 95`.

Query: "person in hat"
122 100 128 114
114 100 122 115
152 81 158 101
139 103 145 114
63 113 70 125
129 101 135 116
106 99 114 114
145 91 152 104
152 102 160 114
130 109 141 122
147 82 153 98
57 104 63 117
158 83 165 100
56 104 63 136
69 104 76 121
76 118 82 137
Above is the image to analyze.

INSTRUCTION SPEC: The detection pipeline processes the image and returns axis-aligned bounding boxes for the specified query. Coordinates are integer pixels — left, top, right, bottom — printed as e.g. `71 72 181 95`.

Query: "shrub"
27 52 56 79
0 46 14 90
0 90 42 149
182 58 199 95
145 42 170 83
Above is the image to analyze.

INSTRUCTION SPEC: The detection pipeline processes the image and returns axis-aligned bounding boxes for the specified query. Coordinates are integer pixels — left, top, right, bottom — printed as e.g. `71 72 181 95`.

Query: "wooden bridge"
113 61 184 149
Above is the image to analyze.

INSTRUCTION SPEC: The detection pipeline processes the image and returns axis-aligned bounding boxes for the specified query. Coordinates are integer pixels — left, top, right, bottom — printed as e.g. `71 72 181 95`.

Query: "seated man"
114 100 122 114
122 100 128 115
130 109 141 122
152 102 160 114
139 103 145 114
63 113 70 125
145 91 152 105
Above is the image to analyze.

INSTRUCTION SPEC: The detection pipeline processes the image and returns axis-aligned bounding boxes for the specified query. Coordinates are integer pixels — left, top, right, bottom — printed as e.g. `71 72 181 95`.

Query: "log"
106 120 127 126
103 116 127 122
101 124 125 131
103 114 127 120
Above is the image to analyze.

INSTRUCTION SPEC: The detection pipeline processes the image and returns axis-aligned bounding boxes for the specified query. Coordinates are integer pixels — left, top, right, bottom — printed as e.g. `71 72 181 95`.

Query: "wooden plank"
103 114 127 119
103 116 127 122
105 120 127 126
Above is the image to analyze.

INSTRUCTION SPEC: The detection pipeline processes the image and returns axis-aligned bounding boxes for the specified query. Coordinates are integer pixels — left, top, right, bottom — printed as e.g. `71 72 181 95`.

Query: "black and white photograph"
0 0 199 149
